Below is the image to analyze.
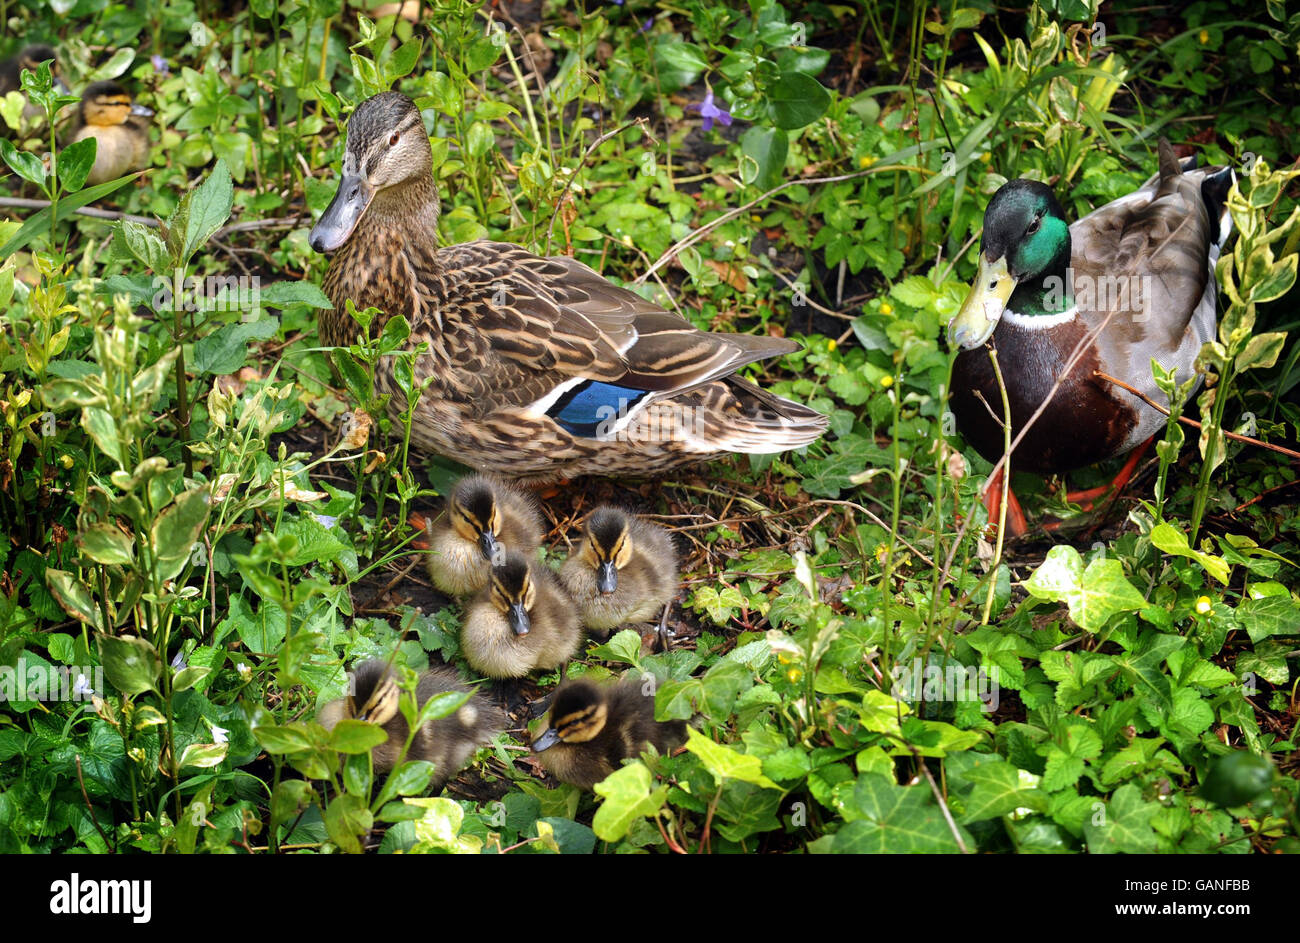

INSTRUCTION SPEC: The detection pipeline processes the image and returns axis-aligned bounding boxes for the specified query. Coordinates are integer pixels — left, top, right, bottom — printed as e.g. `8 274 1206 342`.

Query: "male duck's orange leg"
1062 437 1155 510
984 466 1028 538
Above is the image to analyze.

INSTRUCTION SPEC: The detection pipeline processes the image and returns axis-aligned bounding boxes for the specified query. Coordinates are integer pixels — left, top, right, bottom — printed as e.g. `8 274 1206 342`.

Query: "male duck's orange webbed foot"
983 465 1028 539
1061 437 1155 510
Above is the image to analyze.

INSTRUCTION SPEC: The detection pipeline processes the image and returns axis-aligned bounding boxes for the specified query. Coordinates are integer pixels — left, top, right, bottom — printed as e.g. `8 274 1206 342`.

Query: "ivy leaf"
1149 522 1230 585
591 762 668 842
954 755 1047 823
1083 783 1160 853
684 727 781 790
1024 545 1148 631
829 774 969 852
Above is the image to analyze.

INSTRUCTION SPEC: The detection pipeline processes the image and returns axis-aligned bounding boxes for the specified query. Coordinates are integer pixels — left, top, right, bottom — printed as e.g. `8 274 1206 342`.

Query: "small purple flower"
640 17 654 33
151 54 169 75
690 89 732 132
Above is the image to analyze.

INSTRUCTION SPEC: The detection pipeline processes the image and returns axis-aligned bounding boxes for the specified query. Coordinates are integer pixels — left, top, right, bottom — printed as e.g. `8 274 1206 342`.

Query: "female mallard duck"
317 659 505 788
426 474 544 596
68 80 152 185
461 551 582 678
532 678 687 790
559 506 677 637
947 139 1234 535
0 44 67 123
309 92 827 481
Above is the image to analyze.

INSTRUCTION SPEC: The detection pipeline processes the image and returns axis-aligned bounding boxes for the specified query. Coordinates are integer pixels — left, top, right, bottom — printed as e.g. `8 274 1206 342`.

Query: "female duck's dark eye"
1026 217 1041 236
389 131 400 146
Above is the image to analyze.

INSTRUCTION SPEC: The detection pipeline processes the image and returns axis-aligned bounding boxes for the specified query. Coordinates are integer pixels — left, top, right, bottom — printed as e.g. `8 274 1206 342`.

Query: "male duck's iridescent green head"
309 91 436 253
947 180 1070 349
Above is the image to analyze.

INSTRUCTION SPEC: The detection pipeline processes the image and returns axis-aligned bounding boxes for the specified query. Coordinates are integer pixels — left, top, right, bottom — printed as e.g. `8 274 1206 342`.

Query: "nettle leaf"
1024 545 1148 631
591 762 669 842
831 774 969 853
180 158 233 261
260 280 332 309
1041 723 1102 792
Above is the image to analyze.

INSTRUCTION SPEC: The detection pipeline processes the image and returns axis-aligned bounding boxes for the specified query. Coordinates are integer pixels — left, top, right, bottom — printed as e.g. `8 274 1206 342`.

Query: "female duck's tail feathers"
675 376 828 454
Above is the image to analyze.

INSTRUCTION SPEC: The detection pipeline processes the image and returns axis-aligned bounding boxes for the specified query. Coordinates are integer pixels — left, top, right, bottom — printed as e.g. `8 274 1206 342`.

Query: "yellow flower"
750 214 762 223
1195 596 1213 615
787 668 803 683
880 375 894 388
1198 29 1209 43
980 151 992 163
59 454 74 469
777 652 793 665
858 155 876 169
826 339 837 352
880 302 893 315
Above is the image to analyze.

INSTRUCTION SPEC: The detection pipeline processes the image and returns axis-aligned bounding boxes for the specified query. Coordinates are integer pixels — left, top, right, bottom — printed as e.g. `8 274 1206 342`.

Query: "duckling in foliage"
532 678 687 790
68 80 152 185
461 551 582 678
559 506 677 637
426 474 544 597
317 659 505 789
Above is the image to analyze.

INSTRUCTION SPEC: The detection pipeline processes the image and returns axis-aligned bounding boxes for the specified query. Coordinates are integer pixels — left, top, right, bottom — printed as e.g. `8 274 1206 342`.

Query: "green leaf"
119 221 170 272
172 666 210 691
653 42 708 89
1042 724 1103 792
192 319 278 375
956 756 1047 823
1149 522 1230 585
739 126 788 191
1235 594 1300 643
323 793 372 854
260 280 332 309
831 774 968 852
178 741 228 770
406 796 482 853
151 486 211 582
252 723 314 754
82 407 125 467
58 137 98 192
1235 331 1286 372
97 634 163 696
591 762 669 842
0 174 139 260
1024 545 1148 631
586 629 642 667
44 569 103 629
180 158 233 262
766 71 831 130
1083 783 1161 853
684 727 780 789
329 718 390 753
76 522 135 565
0 138 44 185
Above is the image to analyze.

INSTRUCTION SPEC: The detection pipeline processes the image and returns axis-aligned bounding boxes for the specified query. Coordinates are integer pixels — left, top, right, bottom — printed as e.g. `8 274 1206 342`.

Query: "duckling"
461 551 582 678
68 80 152 186
559 506 678 637
531 678 687 790
426 474 544 597
0 45 67 123
317 659 505 789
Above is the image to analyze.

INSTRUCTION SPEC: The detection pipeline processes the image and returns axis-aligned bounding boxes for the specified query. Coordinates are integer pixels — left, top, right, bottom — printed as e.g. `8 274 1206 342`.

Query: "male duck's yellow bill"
947 253 1016 350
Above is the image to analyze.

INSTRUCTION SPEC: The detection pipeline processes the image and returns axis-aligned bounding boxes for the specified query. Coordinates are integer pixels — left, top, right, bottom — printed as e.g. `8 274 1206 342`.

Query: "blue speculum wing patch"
548 380 651 437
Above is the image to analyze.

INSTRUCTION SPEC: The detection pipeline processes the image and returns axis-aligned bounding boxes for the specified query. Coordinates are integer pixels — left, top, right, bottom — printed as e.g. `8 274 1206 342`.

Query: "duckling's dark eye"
389 131 400 146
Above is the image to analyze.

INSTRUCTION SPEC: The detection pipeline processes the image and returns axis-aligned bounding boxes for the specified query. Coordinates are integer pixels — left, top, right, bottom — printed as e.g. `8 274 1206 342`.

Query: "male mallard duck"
0 44 67 123
946 140 1234 535
559 506 677 637
68 80 152 186
461 551 582 678
426 473 544 596
309 92 827 481
531 678 687 790
317 659 505 788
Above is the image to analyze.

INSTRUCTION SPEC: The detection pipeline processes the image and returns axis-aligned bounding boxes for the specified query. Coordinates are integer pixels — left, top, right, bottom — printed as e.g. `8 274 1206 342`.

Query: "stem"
982 346 1011 626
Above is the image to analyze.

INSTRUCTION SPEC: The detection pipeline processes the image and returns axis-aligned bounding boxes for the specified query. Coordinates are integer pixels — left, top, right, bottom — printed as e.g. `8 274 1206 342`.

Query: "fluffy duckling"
317 659 505 789
559 507 678 637
532 678 687 790
426 474 544 597
461 551 582 678
0 45 67 122
68 80 152 186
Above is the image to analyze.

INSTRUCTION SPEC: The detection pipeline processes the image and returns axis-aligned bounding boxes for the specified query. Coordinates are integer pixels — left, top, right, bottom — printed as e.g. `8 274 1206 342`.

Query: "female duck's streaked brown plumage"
317 659 505 789
559 506 677 636
460 551 582 678
68 80 152 185
532 678 687 790
426 474 544 597
310 92 828 481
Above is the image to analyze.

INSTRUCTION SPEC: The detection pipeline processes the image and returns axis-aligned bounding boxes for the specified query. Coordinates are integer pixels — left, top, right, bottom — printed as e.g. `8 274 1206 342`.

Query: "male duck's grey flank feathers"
317 659 505 789
947 138 1233 480
311 91 827 481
